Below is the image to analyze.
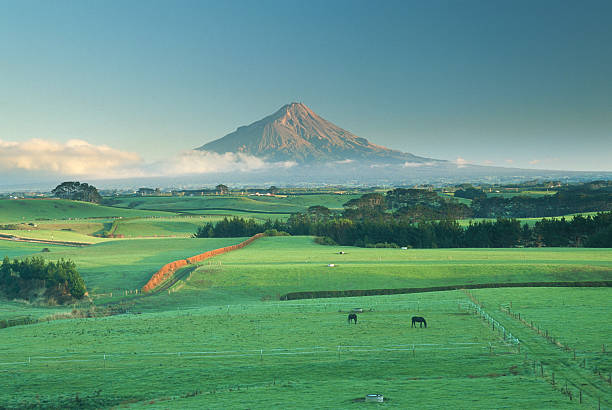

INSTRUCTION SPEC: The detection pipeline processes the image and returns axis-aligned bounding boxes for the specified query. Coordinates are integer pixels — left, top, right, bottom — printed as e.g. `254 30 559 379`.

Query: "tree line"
0 256 87 303
470 182 612 218
194 212 612 248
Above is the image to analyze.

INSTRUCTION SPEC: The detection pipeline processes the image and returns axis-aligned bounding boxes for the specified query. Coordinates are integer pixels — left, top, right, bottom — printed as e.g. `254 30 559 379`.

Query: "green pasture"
0 237 247 295
486 190 557 198
107 193 360 213
176 236 612 304
472 287 612 372
0 240 66 258
112 216 226 238
42 238 248 294
181 209 290 221
0 229 110 244
0 299 71 322
0 199 173 223
2 219 109 236
457 212 601 227
0 291 577 409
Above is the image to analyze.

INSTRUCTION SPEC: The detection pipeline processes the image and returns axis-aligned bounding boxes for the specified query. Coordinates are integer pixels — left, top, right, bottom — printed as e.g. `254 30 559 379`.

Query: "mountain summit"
196 102 436 164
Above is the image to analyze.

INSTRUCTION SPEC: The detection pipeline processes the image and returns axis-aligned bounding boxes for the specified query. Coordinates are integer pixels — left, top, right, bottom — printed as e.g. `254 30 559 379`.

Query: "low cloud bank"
148 150 297 176
0 138 296 180
0 139 142 178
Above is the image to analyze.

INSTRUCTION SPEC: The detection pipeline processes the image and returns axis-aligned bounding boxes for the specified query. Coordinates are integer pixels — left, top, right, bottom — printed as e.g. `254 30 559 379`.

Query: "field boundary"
0 233 91 247
0 340 516 367
280 280 612 300
141 233 265 293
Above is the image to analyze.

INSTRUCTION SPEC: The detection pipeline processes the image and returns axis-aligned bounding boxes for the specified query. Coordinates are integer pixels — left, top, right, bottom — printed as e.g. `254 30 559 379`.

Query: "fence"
0 340 516 368
462 291 520 346
141 233 265 292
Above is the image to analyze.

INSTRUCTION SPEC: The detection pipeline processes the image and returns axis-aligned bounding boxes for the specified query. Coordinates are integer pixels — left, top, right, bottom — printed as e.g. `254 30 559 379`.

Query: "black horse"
411 316 427 328
348 313 358 324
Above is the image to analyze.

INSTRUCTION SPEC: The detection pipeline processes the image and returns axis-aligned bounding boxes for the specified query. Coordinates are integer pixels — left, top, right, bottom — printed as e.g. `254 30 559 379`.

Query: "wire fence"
0 340 517 368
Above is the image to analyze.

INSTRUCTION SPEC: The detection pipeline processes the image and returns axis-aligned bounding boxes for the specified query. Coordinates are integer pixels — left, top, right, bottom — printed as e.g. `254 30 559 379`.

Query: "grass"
0 196 610 408
0 199 174 223
111 216 226 238
176 236 612 304
457 212 602 227
108 193 361 213
30 237 249 294
0 291 578 409
472 287 612 372
0 229 111 244
0 240 67 258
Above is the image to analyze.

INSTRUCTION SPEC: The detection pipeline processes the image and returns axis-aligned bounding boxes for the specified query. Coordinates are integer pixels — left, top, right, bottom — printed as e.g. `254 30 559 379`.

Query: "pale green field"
0 199 173 223
108 193 360 213
178 236 612 304
0 291 579 409
457 212 601 227
112 215 226 238
473 287 612 370
0 229 110 244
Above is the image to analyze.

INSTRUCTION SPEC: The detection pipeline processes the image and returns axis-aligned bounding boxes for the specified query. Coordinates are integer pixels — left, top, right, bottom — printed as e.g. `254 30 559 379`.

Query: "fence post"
540 363 544 377
552 372 555 386
579 389 582 404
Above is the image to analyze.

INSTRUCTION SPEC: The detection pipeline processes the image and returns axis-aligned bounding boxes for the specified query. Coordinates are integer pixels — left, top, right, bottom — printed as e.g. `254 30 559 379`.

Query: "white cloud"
455 157 469 168
336 159 354 164
505 159 514 164
0 138 142 178
403 161 435 168
482 160 494 165
151 150 296 176
0 138 297 179
529 159 541 165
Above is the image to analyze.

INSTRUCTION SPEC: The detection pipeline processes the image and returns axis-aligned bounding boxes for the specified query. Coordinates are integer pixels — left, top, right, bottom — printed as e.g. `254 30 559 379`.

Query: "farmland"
106 193 361 214
0 197 610 408
0 291 579 409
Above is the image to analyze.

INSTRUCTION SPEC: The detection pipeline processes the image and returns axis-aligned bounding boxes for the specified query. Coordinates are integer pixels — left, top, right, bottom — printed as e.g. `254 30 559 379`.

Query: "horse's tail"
423 318 427 328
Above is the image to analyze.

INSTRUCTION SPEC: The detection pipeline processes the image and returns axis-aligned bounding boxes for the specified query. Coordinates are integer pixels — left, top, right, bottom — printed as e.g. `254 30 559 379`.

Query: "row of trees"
52 181 102 203
0 257 87 303
194 212 612 248
471 183 612 218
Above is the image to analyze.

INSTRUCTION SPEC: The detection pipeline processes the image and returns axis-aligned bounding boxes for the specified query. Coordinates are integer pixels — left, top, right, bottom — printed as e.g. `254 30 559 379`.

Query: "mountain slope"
197 102 438 163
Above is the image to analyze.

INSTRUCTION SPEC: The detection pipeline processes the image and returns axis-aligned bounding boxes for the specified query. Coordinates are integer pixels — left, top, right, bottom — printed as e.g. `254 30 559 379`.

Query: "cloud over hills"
0 138 296 180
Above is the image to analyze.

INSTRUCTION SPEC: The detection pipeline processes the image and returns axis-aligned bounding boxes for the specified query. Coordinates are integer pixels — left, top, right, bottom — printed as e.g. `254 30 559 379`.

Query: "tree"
268 186 279 194
216 184 229 195
52 182 102 203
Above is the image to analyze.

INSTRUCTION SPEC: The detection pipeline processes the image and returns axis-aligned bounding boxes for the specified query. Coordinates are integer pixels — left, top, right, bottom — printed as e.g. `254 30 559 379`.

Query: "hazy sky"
1 0 611 178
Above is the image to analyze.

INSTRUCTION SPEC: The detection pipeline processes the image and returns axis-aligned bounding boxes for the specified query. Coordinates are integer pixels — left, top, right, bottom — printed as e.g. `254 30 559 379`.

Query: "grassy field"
0 291 579 409
472 287 612 371
0 229 111 244
107 193 361 213
457 212 602 227
111 216 226 238
0 240 67 258
0 199 173 223
0 196 610 408
173 236 612 305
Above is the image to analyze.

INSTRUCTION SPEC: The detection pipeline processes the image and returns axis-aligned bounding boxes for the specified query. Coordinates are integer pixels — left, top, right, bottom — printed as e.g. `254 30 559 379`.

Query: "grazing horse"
348 313 358 324
411 316 427 328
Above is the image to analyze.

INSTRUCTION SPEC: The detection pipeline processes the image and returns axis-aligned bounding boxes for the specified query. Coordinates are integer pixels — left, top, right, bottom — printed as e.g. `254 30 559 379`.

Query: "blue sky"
0 0 611 179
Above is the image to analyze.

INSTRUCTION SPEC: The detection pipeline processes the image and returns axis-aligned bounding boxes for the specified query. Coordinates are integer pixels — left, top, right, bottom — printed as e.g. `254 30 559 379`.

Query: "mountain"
196 102 438 164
